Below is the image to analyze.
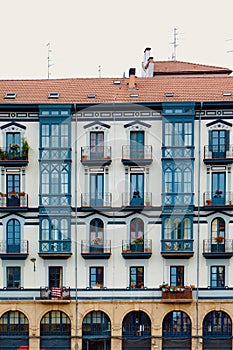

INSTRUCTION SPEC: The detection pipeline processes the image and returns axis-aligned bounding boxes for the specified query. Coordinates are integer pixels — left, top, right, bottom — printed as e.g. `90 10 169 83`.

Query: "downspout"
74 103 79 349
196 101 202 349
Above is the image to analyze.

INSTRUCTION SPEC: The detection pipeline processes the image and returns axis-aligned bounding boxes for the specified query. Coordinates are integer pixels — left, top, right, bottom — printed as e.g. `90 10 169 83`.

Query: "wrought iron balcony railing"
122 239 152 254
0 240 28 256
0 148 28 163
122 145 152 165
0 192 28 208
40 286 70 300
81 146 111 163
122 192 152 207
81 193 112 207
204 192 233 206
204 145 233 161
81 240 111 259
162 193 193 206
203 239 233 255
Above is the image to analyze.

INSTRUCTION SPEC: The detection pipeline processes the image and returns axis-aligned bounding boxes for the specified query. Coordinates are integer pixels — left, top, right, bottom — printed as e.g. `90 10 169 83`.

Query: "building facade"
0 61 233 349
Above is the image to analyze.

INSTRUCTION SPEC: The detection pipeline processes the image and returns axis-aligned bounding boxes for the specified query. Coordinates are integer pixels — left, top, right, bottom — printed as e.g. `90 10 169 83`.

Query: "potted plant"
9 143 20 151
22 138 29 158
145 195 151 206
214 235 224 244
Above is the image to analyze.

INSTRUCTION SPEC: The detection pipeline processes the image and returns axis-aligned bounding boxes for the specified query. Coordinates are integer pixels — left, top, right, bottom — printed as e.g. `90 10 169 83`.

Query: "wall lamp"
30 258 36 272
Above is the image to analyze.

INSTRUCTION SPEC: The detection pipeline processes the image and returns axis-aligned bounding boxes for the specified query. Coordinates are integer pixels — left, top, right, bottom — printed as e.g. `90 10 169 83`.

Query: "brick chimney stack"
128 68 136 89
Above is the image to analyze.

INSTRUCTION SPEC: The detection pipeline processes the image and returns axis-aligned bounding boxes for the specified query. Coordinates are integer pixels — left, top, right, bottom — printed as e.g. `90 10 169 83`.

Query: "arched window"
0 311 29 349
184 218 191 239
211 218 225 242
203 311 232 350
61 219 68 240
164 218 172 240
7 219 20 253
82 311 111 350
122 311 151 350
42 219 49 240
40 311 71 350
130 218 144 242
162 311 191 349
90 219 104 247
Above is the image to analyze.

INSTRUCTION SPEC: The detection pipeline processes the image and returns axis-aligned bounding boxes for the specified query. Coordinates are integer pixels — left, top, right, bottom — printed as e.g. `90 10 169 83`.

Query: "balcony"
0 148 28 166
122 239 152 259
161 285 193 303
0 192 28 211
40 286 70 301
162 193 193 206
161 239 194 258
0 240 28 259
81 193 112 208
203 239 233 258
121 145 152 166
162 146 194 159
122 192 152 208
81 146 112 166
38 240 72 259
81 240 111 259
204 192 233 208
203 145 233 164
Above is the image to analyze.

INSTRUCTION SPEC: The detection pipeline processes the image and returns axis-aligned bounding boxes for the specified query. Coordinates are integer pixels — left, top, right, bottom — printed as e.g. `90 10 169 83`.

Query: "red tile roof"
0 75 233 104
153 60 232 75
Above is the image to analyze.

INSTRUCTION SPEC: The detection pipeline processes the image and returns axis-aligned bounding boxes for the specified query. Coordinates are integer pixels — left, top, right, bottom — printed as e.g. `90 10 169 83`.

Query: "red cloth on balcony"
51 287 61 297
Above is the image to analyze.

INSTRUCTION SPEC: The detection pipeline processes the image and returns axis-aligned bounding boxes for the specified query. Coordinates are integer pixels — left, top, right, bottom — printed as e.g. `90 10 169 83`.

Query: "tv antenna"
98 65 102 78
170 27 179 61
46 43 54 79
226 38 233 53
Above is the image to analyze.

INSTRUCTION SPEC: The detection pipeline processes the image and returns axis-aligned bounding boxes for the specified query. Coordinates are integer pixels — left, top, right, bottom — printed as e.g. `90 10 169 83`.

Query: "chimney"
128 68 136 89
142 48 151 77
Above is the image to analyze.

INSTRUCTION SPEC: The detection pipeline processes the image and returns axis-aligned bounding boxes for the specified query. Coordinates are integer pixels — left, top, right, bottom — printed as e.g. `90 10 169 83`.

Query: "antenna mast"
47 43 53 79
98 65 102 78
171 27 178 61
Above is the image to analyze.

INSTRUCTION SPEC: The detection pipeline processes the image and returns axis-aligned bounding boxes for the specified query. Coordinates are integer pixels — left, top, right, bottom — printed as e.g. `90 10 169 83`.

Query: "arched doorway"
162 311 191 349
0 311 29 349
122 311 151 350
203 311 232 349
40 310 71 350
82 311 111 350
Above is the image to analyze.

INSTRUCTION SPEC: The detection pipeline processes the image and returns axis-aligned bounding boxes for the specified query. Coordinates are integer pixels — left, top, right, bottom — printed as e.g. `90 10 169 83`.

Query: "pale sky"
1 0 233 80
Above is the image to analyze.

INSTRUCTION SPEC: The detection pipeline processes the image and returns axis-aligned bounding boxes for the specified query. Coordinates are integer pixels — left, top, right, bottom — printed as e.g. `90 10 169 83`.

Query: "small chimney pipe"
128 68 136 89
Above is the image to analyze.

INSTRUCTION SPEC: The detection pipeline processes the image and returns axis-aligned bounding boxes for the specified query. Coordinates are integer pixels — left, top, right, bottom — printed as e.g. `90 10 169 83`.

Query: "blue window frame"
130 173 144 205
6 132 20 151
7 174 20 207
41 123 69 148
7 267 20 288
164 120 193 147
162 217 193 252
7 219 20 253
170 266 184 286
203 311 232 338
90 131 104 159
163 161 193 205
41 163 69 195
130 266 144 288
122 311 151 337
130 131 144 158
212 172 225 204
90 267 104 288
162 311 191 339
211 266 225 288
0 311 29 349
90 219 104 250
40 311 71 350
49 266 62 288
82 311 110 336
209 130 229 158
90 174 104 206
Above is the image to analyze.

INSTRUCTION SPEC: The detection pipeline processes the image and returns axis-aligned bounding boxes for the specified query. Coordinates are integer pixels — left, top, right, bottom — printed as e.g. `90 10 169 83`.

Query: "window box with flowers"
160 284 193 301
214 235 225 244
132 236 144 252
90 237 104 253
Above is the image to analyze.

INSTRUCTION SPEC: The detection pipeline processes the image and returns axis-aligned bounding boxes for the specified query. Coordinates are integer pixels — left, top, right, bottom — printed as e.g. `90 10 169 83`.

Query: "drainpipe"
196 101 202 349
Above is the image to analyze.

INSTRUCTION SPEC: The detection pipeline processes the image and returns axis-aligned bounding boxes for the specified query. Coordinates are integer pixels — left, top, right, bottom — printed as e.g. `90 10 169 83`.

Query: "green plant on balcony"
214 235 224 244
133 236 144 244
9 143 20 151
22 138 29 157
